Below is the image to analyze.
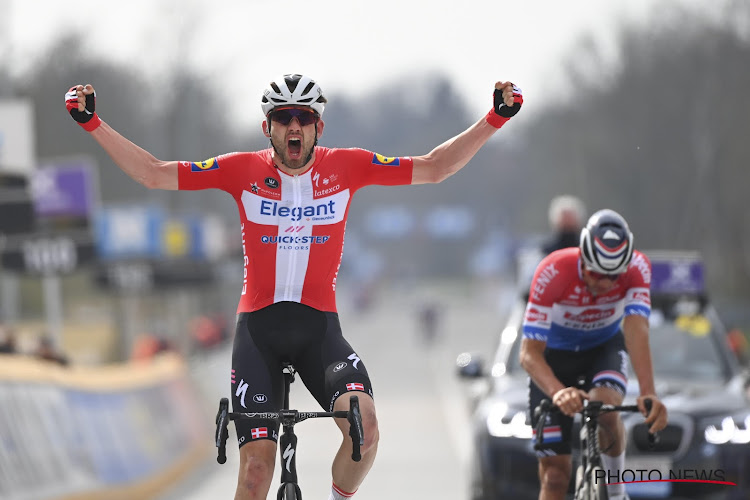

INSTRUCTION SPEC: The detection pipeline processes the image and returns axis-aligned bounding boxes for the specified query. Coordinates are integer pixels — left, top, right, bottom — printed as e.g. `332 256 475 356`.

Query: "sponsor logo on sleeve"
525 308 548 322
191 157 219 172
372 153 400 166
629 289 651 305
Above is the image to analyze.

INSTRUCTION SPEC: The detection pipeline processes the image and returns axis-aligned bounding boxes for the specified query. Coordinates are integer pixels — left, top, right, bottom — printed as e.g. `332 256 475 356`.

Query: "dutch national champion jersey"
178 147 413 313
522 247 651 351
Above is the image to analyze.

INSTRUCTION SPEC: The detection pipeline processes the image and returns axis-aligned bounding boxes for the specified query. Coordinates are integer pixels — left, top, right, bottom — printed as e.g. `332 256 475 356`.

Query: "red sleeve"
337 148 414 192
177 152 250 195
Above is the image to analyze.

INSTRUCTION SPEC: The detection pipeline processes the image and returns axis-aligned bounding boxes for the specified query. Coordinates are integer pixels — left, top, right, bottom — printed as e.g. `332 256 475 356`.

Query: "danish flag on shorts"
251 427 268 439
346 383 364 391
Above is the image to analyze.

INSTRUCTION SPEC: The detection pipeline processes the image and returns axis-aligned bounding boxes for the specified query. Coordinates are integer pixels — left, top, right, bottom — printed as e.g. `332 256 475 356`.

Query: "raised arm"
65 84 178 190
410 81 522 185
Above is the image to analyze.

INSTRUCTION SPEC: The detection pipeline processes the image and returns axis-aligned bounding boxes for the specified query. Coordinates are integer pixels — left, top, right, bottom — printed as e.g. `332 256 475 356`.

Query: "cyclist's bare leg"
537 455 572 500
235 439 277 500
331 391 379 494
589 386 625 455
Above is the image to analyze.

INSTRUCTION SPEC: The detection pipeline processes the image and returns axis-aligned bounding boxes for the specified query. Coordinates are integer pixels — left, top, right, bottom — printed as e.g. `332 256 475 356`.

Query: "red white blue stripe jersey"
178 147 413 313
522 248 652 351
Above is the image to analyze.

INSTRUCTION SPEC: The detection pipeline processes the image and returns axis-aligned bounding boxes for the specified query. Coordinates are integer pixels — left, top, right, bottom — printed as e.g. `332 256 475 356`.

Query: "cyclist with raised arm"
520 209 668 500
65 74 522 500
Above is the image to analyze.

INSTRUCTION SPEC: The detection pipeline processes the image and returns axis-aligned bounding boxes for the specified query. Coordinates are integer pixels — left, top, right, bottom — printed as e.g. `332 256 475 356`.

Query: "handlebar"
214 395 365 464
533 398 658 451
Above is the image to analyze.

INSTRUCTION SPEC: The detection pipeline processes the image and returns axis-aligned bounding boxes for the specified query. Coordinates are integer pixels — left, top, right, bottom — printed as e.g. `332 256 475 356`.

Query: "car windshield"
506 300 732 383
647 306 728 382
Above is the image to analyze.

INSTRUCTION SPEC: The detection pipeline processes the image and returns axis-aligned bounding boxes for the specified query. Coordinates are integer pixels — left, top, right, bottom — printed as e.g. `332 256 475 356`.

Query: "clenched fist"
65 84 101 132
486 81 523 128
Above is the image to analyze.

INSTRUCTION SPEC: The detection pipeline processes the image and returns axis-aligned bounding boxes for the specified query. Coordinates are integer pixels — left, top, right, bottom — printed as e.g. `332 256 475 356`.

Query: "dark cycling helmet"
261 74 327 117
579 209 634 275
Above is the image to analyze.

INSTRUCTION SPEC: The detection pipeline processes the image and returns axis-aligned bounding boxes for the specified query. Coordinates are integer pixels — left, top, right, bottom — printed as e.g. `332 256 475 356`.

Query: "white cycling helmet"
261 74 327 117
579 209 634 275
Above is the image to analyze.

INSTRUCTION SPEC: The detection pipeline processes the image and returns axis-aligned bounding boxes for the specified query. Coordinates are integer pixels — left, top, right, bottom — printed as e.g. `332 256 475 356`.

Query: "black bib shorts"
230 301 373 448
529 331 629 456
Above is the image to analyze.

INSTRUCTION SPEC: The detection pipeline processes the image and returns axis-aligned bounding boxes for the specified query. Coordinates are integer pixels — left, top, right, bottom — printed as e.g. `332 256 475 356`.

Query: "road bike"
215 362 365 500
533 398 657 500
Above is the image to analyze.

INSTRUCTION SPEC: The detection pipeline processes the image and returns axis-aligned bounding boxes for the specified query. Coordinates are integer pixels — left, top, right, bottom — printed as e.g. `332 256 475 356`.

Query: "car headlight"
486 402 533 439
703 414 750 445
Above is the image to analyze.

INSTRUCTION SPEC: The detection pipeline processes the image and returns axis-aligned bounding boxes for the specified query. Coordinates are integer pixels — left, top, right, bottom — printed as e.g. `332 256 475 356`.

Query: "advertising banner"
0 354 209 500
0 100 36 174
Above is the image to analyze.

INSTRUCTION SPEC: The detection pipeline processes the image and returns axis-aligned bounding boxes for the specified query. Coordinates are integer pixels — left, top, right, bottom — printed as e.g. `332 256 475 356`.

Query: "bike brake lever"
216 398 229 464
349 395 364 462
644 398 659 449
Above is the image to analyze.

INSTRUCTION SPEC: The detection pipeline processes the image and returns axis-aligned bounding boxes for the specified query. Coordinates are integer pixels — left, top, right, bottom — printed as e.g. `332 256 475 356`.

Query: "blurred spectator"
516 195 587 301
726 327 749 366
0 324 17 354
417 301 443 346
131 333 174 361
541 195 587 255
34 335 69 366
190 314 229 351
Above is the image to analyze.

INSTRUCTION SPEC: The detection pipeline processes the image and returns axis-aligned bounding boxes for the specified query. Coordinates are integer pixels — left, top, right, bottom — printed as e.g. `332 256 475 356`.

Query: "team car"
457 251 750 500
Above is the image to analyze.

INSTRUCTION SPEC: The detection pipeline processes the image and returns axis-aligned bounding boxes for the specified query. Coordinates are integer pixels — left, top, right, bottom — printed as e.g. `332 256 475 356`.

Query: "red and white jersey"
178 147 413 313
522 248 651 351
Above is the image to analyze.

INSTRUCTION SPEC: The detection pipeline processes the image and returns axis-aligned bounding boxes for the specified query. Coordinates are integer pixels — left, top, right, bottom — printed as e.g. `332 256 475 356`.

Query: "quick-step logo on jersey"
191 157 219 172
371 153 400 166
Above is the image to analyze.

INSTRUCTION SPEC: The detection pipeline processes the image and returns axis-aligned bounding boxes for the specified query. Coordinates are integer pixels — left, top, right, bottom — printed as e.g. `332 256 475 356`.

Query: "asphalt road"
160 280 509 500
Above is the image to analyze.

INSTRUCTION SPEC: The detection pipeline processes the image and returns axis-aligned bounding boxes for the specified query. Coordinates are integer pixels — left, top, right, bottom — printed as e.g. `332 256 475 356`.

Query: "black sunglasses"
585 268 622 281
269 107 318 126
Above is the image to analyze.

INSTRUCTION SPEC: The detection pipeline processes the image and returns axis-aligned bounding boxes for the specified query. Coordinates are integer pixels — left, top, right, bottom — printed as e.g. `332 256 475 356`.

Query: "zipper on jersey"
283 174 302 301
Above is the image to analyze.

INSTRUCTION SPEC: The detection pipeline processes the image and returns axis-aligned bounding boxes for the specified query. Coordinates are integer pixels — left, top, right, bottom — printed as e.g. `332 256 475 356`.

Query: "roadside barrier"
0 353 210 500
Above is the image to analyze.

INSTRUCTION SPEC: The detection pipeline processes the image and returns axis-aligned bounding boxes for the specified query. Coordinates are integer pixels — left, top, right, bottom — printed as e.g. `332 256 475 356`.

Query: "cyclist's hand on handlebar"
552 387 589 417
638 395 668 433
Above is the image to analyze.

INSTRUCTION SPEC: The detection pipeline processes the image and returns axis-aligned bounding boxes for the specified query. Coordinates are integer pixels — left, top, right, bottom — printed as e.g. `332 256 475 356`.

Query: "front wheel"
278 482 300 500
590 466 609 500
574 465 585 499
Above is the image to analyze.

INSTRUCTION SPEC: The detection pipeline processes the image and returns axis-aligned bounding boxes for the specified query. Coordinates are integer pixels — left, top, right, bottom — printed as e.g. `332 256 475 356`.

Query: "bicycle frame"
533 399 656 500
215 363 365 500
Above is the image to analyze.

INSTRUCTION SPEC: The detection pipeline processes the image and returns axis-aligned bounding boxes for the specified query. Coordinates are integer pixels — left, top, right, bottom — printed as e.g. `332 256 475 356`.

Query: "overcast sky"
3 0 716 128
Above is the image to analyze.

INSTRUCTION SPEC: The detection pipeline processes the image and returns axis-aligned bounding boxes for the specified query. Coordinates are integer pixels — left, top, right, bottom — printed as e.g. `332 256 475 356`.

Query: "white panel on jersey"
239 177 351 304
241 188 350 226
550 302 625 331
